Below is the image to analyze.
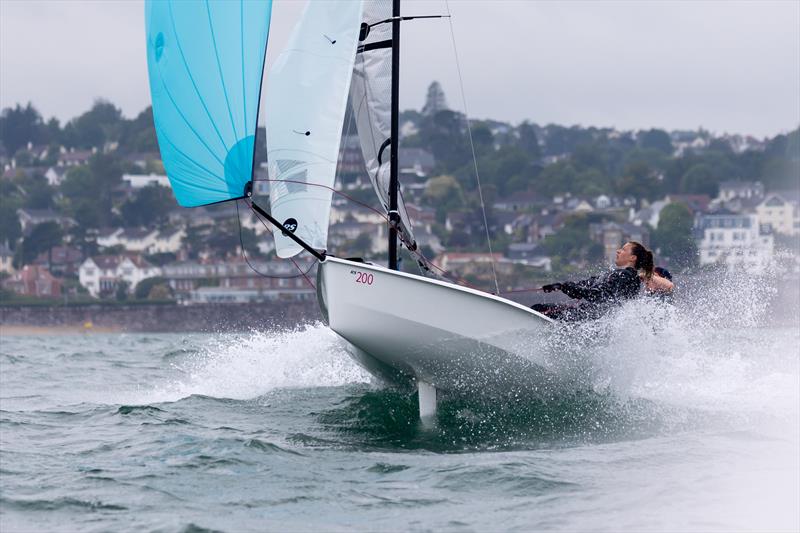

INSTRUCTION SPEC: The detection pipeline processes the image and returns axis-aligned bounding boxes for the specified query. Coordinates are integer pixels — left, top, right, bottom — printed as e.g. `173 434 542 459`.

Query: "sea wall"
0 301 322 333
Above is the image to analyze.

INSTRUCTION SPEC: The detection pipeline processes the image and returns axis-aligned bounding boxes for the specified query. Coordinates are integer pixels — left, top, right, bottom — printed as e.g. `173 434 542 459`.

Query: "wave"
126 324 370 404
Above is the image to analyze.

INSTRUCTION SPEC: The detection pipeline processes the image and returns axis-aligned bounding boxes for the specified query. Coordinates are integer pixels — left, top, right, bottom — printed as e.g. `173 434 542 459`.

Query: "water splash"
134 324 370 404
542 264 799 421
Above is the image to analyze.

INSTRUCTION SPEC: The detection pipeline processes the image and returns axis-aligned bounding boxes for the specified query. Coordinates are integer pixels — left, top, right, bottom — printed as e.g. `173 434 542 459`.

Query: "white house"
695 211 774 273
122 173 171 189
150 228 186 254
717 181 764 204
756 193 799 236
97 227 185 254
44 166 69 186
78 254 161 297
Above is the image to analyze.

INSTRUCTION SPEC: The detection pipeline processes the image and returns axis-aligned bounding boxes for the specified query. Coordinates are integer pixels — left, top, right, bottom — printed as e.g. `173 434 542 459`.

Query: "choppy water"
1 270 799 532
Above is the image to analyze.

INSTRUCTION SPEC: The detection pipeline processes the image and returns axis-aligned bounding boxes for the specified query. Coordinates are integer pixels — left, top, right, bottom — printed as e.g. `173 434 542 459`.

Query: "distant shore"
0 301 322 334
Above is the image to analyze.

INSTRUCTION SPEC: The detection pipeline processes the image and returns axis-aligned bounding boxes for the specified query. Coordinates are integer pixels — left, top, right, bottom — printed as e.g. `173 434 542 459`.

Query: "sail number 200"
354 271 374 285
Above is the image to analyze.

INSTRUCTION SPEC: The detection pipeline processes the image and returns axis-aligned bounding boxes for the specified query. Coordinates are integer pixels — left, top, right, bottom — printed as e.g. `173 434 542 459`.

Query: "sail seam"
205 0 240 143
167 0 230 153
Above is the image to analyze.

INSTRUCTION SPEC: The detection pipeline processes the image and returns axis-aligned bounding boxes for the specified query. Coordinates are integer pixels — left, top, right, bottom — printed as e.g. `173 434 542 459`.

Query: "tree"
120 184 174 227
517 121 541 160
0 103 46 155
0 200 22 248
616 161 660 203
135 276 171 299
652 203 697 269
680 163 719 196
423 175 464 210
422 81 448 116
19 221 63 266
63 99 123 149
639 129 673 154
115 280 130 301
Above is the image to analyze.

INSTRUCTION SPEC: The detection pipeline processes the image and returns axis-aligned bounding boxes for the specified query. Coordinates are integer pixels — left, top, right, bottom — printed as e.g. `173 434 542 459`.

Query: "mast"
388 0 401 270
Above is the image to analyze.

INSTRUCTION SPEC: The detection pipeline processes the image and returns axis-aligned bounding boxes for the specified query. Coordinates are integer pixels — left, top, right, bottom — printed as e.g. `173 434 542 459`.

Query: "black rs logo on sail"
282 218 298 236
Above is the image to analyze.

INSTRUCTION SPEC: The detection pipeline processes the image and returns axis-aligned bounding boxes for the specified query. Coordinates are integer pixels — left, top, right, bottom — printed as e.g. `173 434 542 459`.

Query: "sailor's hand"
542 283 562 293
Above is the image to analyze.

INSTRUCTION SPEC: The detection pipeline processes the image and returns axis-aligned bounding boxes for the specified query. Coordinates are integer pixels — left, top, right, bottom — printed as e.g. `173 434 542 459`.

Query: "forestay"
350 0 416 250
145 0 272 207
266 1 364 258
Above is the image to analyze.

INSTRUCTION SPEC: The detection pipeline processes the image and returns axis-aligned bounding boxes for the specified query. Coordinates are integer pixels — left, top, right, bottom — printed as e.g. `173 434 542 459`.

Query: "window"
85 268 95 276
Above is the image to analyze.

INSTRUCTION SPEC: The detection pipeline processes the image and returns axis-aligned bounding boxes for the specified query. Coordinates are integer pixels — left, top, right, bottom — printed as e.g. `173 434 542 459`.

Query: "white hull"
316 257 559 400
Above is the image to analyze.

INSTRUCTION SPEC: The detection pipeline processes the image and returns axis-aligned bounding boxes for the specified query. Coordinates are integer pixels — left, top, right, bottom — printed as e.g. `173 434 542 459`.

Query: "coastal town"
1 83 798 305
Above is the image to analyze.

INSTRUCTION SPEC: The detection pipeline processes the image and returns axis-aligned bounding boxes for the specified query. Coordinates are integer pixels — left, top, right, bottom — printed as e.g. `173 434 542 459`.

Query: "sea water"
1 269 798 532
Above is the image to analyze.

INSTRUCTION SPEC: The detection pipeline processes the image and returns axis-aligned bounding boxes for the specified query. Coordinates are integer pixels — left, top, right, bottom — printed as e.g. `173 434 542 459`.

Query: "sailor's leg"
417 380 437 422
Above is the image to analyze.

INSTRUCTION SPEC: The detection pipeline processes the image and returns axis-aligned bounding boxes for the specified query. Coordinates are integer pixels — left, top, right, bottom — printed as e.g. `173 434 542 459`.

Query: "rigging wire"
235 199 318 280
248 178 504 292
443 0 500 296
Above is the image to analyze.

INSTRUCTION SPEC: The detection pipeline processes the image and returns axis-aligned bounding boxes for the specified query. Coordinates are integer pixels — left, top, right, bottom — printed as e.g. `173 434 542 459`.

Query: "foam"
135 323 371 404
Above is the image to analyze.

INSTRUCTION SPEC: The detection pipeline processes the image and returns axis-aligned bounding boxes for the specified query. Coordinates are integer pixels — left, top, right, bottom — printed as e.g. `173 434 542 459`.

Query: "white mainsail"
350 0 416 250
265 0 364 258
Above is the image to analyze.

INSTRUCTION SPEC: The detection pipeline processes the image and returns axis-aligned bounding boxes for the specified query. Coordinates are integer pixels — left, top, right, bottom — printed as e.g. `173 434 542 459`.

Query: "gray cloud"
1 0 797 137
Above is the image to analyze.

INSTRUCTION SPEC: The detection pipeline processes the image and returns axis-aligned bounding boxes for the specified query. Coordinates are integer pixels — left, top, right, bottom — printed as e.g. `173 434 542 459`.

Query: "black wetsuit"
533 267 641 321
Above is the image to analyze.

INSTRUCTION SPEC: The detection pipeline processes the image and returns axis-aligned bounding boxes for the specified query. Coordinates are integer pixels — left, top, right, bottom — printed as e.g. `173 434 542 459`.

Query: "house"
97 228 158 252
493 191 544 212
665 194 711 215
328 221 387 254
0 243 15 274
44 166 69 186
432 252 513 276
2 265 61 298
121 173 171 189
589 222 649 265
412 227 445 255
78 254 161 297
161 260 218 293
405 203 437 231
33 246 84 277
631 200 668 228
695 210 774 273
57 148 94 167
16 208 76 234
717 180 764 204
506 242 552 271
150 228 186 254
161 258 316 302
399 148 435 177
756 192 800 236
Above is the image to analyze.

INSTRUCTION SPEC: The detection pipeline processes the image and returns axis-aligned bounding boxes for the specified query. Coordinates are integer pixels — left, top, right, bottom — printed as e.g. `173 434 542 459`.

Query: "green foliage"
115 280 130 301
0 206 22 248
423 175 464 210
652 203 697 269
62 99 123 149
18 221 63 266
134 276 172 300
0 103 48 155
680 163 719 196
120 184 174 227
541 214 597 264
638 129 673 154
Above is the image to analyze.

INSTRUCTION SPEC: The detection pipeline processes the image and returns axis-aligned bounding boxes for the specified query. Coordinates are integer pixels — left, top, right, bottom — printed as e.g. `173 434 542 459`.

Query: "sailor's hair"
627 241 654 280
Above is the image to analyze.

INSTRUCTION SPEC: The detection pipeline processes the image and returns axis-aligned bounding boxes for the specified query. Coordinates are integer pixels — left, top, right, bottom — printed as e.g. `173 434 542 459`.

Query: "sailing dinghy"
146 0 553 420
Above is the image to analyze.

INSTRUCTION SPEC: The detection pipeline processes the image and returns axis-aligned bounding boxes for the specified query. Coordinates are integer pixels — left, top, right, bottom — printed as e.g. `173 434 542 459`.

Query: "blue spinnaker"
145 0 272 207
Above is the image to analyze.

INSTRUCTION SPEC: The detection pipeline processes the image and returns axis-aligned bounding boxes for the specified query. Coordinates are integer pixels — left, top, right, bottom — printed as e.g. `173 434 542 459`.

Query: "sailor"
532 241 653 321
644 266 674 300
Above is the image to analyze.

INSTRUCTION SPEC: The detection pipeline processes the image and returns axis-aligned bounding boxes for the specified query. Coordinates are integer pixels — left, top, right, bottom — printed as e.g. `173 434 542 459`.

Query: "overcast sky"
1 0 798 138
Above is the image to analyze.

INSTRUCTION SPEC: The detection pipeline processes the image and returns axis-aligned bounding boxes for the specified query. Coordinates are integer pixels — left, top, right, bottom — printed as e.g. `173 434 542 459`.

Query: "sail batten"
145 0 272 207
